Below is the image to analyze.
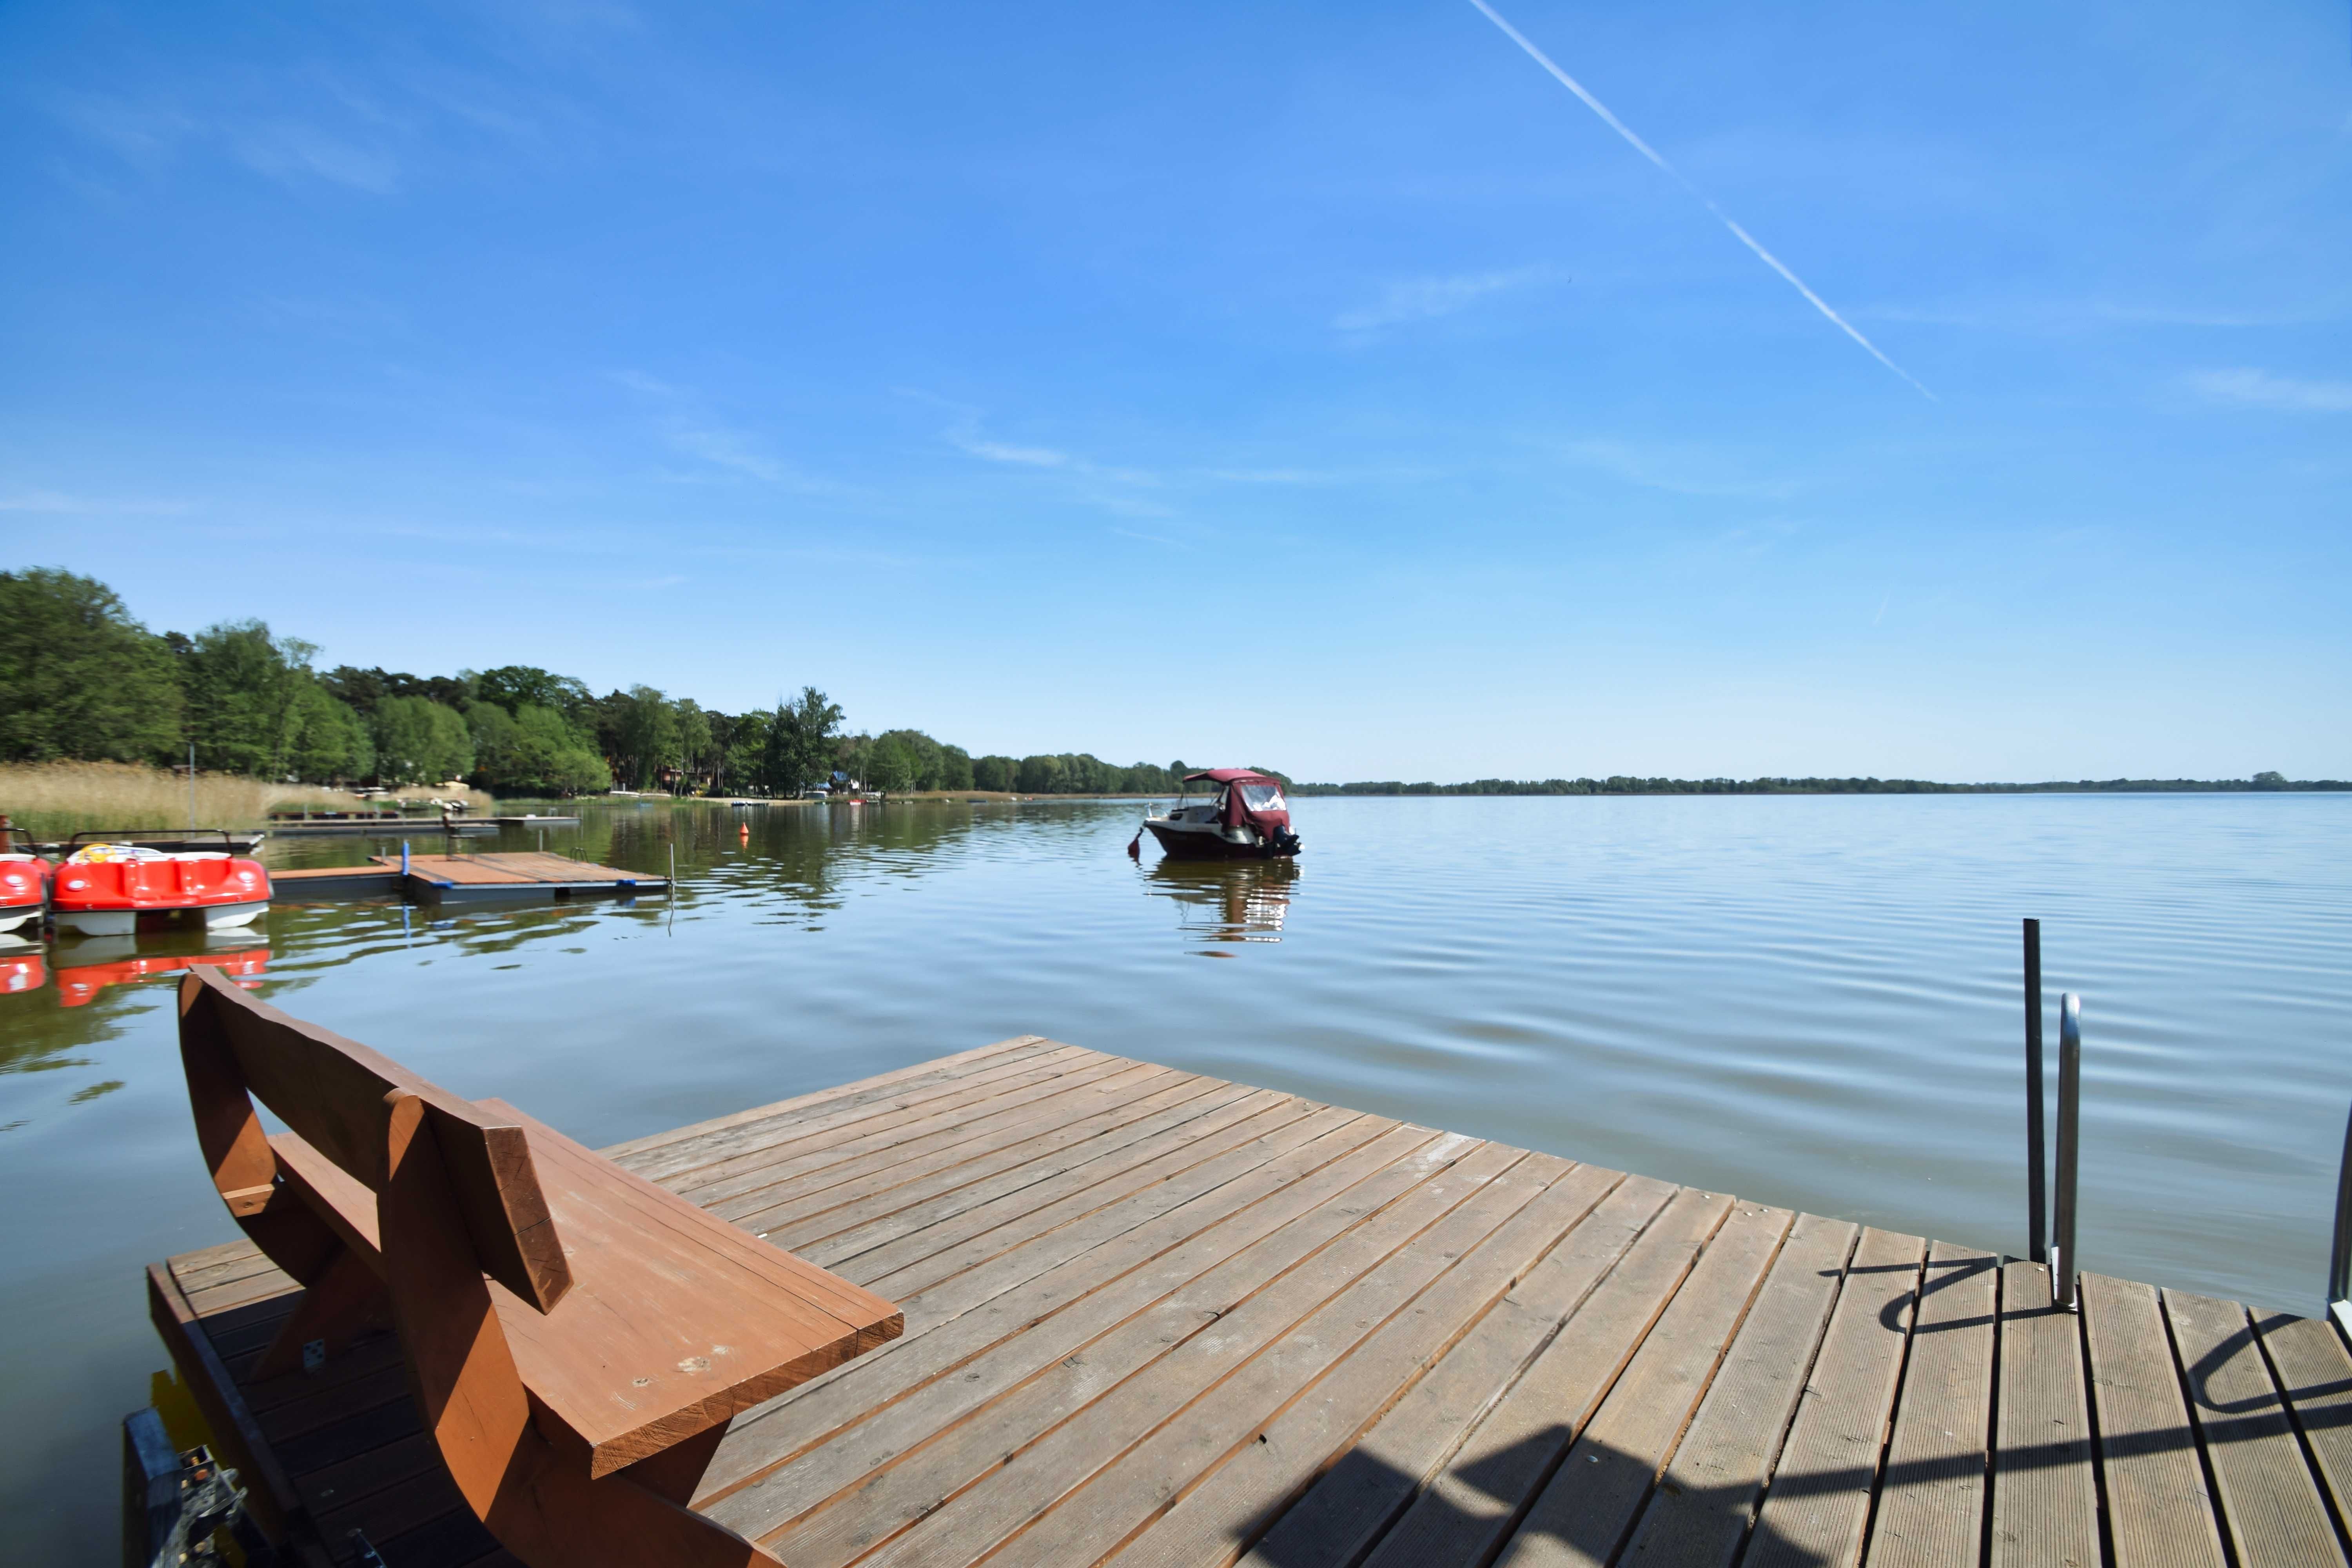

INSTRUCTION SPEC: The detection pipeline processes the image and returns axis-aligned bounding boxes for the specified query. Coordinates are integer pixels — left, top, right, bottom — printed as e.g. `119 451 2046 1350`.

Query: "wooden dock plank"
1617 1215 1861 1568
760 1142 1537 1568
2165 1288 2348 1568
1000 1157 1615 1568
1347 1187 1737 1568
1739 1228 1925 1568
1223 1174 1673 1568
2252 1308 2352 1543
1864 1241 1996 1568
630 1044 1096 1191
1486 1202 1795 1568
601 1036 1050 1165
845 1101 1353 1303
698 1109 1410 1501
147 1045 2351 1568
746 1072 1253 1257
702 1124 1461 1526
2082 1272 2227 1568
1990 1260 2099 1568
704 1064 1216 1229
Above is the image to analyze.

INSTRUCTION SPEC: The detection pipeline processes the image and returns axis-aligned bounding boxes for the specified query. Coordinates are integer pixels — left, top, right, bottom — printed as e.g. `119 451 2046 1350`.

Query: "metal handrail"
2024 919 2047 1266
2053 993 2082 1310
2328 1105 2352 1341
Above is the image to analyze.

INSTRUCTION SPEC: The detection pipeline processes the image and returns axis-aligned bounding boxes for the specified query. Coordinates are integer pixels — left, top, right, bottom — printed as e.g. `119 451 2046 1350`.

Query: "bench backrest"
178 967 572 1312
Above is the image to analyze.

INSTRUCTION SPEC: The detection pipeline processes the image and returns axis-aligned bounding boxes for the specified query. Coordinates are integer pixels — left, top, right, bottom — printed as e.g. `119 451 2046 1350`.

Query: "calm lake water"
5 792 2348 1557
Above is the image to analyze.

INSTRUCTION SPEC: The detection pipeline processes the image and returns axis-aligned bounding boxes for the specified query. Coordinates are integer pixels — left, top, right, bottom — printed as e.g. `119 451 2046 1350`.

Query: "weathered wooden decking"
154 1038 2352 1568
270 851 663 903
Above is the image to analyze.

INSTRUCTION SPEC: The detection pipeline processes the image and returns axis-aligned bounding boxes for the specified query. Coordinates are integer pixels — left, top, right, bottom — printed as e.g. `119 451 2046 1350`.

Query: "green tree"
724 711 770 794
868 733 921 795
676 700 714 792
938 744 975 791
1016 754 1066 793
762 687 843 796
0 568 183 763
183 621 317 777
973 755 1016 791
473 666 593 722
613 686 682 790
467 702 522 786
874 728 945 790
374 696 474 785
288 685 372 782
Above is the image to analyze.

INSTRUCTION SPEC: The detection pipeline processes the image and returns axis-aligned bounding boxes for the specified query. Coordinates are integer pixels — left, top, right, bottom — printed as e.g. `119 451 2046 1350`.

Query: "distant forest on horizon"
4 569 2340 802
1289 774 2348 796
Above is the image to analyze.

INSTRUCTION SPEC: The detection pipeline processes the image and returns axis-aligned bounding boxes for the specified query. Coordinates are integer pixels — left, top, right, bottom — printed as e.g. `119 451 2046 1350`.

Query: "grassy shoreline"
0 762 493 840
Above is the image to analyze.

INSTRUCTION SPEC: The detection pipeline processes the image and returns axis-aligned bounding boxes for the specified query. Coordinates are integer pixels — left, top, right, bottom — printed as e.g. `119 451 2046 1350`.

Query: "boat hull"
1143 821 1299 861
0 904 40 934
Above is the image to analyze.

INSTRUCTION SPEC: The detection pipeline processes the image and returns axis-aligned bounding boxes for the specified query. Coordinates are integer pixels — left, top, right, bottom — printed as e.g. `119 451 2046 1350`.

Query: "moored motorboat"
49 831 272 937
1139 769 1301 860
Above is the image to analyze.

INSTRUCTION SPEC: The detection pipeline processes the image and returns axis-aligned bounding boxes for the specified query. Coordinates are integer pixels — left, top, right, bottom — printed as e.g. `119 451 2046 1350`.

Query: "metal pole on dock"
2328 1102 2352 1337
669 842 677 898
2025 918 2046 1265
401 839 410 878
2052 993 2082 1310
187 742 197 831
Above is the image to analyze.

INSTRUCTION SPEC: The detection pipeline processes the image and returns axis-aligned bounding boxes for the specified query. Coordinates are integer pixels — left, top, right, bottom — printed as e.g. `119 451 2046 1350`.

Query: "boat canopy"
1178 768 1293 836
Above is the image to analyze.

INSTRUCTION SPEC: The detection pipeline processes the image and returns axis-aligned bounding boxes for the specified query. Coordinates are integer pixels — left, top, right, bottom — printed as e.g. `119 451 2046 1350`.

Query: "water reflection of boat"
1144 859 1298 944
52 941 269 1008
0 947 44 995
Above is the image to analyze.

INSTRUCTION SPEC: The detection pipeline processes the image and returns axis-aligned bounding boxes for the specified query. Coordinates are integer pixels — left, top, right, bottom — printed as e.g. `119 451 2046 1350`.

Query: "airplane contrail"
1467 0 1935 400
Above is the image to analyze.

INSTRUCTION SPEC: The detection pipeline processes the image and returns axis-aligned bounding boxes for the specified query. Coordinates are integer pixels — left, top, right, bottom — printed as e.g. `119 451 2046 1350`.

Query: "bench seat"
268 1101 900 1477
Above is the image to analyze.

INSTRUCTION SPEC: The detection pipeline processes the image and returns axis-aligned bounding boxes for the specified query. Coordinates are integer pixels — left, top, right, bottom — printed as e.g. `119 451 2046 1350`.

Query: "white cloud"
2183 368 2352 413
0 490 193 515
666 427 791 483
234 122 399 193
1334 267 1556 332
955 437 1071 468
1556 438 1796 499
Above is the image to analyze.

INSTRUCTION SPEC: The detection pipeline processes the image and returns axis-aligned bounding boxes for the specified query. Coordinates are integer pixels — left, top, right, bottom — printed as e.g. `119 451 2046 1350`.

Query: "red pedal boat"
49 830 271 938
0 822 49 936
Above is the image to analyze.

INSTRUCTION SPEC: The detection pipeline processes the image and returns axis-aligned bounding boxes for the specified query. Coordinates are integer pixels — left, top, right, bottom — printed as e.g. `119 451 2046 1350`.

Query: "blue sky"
3 1 2346 780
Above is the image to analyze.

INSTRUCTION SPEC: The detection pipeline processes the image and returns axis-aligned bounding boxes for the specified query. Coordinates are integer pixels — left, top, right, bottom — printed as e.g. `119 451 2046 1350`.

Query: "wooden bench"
171 966 902 1566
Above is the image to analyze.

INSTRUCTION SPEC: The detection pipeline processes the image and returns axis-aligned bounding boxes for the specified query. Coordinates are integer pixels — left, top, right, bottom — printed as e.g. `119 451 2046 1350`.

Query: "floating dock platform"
270 851 661 905
147 1038 2352 1568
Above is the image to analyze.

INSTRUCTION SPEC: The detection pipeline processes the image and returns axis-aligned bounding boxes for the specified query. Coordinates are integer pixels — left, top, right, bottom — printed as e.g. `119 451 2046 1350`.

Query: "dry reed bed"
0 762 493 839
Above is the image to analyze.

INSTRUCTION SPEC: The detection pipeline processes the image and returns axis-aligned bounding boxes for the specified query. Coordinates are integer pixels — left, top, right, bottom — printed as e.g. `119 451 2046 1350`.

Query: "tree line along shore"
5 569 2336 807
0 568 1226 799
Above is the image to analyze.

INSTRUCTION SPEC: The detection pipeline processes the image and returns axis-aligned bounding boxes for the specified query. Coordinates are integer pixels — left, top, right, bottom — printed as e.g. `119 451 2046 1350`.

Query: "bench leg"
381 1092 779 1567
251 1246 390 1381
614 1421 730 1506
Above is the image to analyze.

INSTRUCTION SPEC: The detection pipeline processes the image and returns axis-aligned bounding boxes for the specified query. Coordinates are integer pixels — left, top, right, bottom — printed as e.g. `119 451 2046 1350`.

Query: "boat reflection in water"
47 933 270 1008
1142 859 1299 949
0 943 44 996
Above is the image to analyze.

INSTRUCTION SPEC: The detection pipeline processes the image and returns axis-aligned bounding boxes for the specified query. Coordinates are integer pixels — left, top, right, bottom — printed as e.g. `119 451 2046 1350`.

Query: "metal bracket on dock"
2022 922 2083 1311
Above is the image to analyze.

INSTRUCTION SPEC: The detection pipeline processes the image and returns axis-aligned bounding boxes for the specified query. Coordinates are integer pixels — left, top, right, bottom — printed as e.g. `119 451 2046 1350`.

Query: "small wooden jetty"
149 1036 2352 1568
271 851 662 904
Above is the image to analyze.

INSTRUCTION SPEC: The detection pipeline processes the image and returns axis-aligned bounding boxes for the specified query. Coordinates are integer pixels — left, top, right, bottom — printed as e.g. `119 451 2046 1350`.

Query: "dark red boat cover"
1183 769 1291 836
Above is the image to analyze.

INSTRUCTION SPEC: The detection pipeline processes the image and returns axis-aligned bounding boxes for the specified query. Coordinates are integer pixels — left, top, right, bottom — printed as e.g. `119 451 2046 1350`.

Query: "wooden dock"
150 1038 2352 1568
269 852 663 904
